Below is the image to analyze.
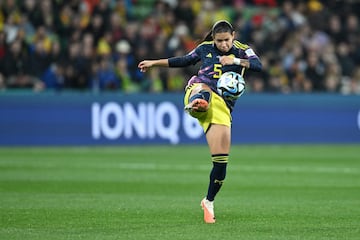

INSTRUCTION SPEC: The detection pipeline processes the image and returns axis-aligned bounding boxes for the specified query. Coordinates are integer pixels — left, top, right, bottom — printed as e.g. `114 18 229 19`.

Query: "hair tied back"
212 20 234 32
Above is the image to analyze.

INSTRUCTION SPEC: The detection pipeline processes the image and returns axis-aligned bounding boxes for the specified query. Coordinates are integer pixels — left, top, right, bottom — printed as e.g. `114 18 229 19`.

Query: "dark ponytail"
202 30 213 42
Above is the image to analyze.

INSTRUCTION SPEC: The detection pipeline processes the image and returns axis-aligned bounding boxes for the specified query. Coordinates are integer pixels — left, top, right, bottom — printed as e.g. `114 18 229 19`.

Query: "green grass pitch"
0 144 359 240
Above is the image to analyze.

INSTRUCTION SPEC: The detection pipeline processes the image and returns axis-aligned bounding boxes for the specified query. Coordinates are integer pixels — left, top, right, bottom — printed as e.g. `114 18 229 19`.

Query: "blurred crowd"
0 0 359 94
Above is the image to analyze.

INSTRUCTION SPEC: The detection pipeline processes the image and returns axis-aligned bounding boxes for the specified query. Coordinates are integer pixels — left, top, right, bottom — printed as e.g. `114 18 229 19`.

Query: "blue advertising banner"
0 92 359 146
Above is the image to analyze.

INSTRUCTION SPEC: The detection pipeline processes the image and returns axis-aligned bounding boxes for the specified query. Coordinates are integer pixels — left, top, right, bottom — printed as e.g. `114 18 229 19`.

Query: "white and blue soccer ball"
217 71 246 100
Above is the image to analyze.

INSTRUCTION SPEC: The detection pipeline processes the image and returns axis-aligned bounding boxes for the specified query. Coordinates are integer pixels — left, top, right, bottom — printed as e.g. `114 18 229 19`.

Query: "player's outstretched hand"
138 60 152 72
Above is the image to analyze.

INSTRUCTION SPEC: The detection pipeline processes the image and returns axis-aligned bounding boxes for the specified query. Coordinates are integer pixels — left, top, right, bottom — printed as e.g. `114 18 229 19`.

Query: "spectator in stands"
96 57 119 90
29 37 51 79
41 62 65 90
304 52 326 92
2 39 36 89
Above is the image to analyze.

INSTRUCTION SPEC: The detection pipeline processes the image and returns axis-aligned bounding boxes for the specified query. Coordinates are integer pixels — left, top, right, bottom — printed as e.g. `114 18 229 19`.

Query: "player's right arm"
138 59 169 72
168 49 200 67
138 47 201 72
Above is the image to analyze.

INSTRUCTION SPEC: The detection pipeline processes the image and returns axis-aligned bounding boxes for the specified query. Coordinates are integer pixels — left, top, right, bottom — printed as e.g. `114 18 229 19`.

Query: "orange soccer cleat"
200 198 216 224
184 99 209 113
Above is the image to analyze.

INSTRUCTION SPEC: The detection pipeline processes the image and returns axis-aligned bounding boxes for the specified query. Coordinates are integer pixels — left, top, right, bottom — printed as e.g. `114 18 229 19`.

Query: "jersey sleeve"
241 44 262 72
168 47 201 67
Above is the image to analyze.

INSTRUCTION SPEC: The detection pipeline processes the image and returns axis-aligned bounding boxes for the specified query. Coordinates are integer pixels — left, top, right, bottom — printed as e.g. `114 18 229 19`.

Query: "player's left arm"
235 48 262 72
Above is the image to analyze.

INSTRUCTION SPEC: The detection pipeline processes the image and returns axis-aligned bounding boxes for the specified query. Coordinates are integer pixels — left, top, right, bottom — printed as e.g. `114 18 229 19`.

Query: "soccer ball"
217 71 246 100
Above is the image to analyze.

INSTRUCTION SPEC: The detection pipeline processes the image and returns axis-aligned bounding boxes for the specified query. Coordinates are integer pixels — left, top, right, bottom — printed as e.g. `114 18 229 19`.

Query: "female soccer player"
138 20 262 223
